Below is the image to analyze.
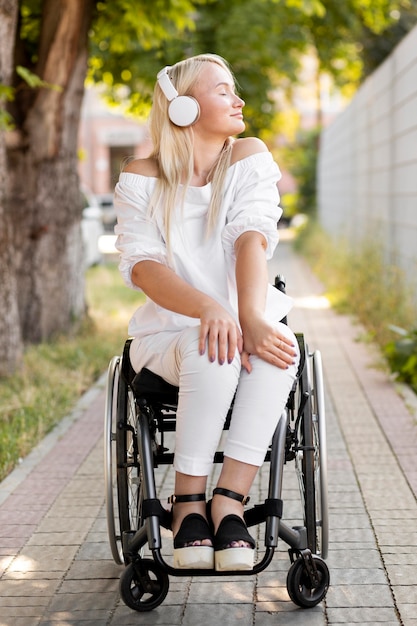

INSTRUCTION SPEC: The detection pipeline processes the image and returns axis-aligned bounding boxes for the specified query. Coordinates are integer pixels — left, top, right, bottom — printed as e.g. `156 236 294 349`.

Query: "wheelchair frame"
104 276 330 612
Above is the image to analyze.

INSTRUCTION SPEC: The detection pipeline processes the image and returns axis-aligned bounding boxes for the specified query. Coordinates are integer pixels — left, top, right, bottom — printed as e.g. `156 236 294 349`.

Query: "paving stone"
8 545 78 572
384 552 417 565
329 567 387 585
187 579 255 604
183 603 254 626
392 586 417 604
112 604 184 624
1 570 63 580
0 578 59 598
65 560 121 580
385 564 417 586
25 531 88 546
400 604 417 618
256 584 290 603
75 540 116 561
48 591 119 612
327 607 399 623
326 584 395 608
255 607 325 625
0 618 41 626
39 611 112 625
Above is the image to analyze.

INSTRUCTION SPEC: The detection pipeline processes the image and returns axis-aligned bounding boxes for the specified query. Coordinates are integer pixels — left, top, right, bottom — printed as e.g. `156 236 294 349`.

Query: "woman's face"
191 62 245 137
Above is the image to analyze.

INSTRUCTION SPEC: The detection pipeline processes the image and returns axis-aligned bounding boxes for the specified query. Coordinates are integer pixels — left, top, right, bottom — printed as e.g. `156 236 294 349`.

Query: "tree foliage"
87 0 417 136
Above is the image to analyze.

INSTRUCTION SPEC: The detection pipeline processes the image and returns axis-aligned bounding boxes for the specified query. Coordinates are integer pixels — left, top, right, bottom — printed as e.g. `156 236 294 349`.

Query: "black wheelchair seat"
132 368 179 406
120 338 179 406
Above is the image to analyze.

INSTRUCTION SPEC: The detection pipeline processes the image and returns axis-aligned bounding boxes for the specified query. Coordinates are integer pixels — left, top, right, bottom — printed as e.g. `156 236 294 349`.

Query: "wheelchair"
104 275 330 612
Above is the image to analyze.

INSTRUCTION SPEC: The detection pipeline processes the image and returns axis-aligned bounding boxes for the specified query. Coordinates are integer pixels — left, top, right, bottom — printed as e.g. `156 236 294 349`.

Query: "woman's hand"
240 316 297 373
198 302 243 365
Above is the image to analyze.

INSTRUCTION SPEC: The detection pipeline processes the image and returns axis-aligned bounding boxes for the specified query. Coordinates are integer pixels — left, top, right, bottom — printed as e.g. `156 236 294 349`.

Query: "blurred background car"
81 188 105 267
96 193 116 231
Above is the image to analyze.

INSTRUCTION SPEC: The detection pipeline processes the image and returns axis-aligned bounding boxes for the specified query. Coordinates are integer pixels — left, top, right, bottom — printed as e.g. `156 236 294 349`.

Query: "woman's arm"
234 231 297 373
132 260 242 364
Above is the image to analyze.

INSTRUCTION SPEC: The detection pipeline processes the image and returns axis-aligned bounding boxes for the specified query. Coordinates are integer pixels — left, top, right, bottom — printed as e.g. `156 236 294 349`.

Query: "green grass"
0 263 144 482
294 220 417 349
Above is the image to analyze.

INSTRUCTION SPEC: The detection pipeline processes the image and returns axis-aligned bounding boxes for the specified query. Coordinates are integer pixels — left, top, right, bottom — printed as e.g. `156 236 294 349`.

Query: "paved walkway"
1 238 416 626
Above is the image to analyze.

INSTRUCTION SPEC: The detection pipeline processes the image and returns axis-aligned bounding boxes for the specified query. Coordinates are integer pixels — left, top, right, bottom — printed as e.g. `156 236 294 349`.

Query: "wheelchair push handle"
274 274 286 294
274 274 287 324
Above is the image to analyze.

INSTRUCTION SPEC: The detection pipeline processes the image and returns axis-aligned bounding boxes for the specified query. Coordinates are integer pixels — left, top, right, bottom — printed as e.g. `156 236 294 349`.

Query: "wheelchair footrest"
244 498 283 527
142 498 172 529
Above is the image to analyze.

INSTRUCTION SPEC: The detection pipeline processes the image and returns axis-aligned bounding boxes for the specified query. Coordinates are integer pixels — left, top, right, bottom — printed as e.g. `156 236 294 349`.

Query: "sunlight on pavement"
294 295 330 309
7 554 36 573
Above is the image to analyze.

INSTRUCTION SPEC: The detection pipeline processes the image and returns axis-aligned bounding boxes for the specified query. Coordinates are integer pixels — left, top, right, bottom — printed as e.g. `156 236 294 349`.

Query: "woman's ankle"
210 493 244 534
171 500 208 537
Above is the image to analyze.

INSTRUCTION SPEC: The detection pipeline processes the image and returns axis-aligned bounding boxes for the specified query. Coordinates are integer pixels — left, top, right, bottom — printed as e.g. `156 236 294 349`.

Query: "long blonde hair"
149 54 236 245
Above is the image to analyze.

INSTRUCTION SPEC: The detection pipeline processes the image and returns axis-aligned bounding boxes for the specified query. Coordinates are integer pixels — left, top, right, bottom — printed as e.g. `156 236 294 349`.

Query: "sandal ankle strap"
213 487 250 506
168 493 206 504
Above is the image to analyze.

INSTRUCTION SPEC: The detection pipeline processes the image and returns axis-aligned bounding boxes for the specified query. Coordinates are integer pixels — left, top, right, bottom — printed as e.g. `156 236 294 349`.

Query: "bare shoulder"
230 137 268 164
122 157 159 177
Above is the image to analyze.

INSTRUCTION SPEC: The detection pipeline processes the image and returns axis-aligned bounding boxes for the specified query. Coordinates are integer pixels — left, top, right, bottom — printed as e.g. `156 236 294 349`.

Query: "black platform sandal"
212 488 256 572
168 493 214 569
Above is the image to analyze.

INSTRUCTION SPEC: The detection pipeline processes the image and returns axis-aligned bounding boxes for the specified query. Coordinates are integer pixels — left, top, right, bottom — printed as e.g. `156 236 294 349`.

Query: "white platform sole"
173 546 214 569
214 547 254 572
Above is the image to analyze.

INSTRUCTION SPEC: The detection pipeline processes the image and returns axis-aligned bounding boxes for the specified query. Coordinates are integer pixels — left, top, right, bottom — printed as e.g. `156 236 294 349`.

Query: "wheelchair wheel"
286 555 329 608
119 560 169 612
295 347 329 559
115 361 144 559
104 356 124 564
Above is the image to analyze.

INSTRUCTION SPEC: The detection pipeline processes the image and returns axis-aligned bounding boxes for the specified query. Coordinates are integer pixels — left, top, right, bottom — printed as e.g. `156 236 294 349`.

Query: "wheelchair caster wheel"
286 555 329 608
119 559 169 612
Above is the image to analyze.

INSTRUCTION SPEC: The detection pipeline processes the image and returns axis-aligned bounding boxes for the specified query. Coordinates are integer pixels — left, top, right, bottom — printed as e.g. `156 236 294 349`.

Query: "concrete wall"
317 25 417 293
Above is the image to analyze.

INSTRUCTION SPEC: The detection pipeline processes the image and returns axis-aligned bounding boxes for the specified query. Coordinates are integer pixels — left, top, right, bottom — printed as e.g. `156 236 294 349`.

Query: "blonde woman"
114 54 299 572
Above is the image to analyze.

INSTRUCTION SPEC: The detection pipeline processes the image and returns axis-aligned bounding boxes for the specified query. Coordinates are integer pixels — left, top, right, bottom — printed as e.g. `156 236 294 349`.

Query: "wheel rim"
294 347 329 558
122 388 143 531
294 347 317 553
312 350 329 559
115 368 144 561
104 356 124 565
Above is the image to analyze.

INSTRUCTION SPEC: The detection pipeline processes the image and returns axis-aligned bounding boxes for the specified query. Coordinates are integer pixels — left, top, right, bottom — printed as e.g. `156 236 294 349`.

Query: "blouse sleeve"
114 173 168 291
221 152 282 260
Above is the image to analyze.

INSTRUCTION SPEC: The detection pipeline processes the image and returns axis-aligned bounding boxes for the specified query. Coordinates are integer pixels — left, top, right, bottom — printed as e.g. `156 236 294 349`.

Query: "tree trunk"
7 0 95 346
0 0 21 376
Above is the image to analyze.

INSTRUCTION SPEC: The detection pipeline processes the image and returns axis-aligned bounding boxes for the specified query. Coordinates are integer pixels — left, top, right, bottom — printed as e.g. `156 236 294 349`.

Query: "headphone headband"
157 66 178 101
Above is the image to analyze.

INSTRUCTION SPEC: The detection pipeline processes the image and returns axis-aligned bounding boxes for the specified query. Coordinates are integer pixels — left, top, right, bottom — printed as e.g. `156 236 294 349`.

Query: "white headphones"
157 66 200 127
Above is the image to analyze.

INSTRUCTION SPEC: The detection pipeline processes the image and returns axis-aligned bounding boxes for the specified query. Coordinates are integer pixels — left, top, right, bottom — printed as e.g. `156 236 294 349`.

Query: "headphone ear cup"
168 95 200 127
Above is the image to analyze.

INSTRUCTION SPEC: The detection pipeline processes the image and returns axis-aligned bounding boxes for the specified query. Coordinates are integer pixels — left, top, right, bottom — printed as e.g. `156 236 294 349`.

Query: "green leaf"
16 65 62 92
0 84 15 101
0 109 15 131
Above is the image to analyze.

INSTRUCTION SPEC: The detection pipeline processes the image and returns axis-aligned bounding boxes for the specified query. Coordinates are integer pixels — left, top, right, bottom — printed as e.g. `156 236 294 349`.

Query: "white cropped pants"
130 323 299 476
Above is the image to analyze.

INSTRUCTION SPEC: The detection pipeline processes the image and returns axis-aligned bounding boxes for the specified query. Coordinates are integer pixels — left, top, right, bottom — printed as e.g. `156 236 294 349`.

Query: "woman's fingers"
199 316 241 365
240 350 252 373
207 321 239 364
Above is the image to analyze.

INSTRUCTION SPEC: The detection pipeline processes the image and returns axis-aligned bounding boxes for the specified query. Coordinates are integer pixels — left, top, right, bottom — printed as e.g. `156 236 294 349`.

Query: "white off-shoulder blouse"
114 151 293 338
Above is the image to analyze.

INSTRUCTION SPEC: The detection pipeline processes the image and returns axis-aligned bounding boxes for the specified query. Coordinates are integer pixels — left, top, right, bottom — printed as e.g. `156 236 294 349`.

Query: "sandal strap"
213 487 250 506
168 493 206 504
